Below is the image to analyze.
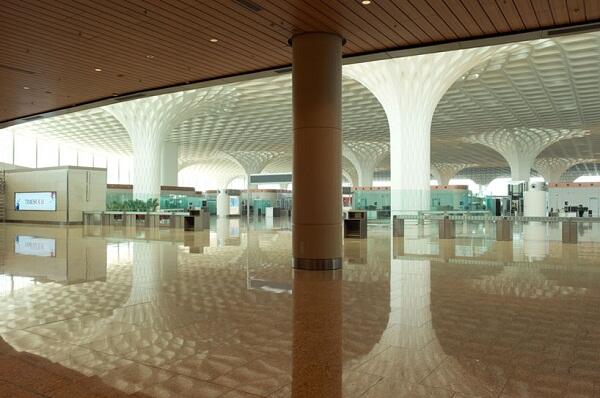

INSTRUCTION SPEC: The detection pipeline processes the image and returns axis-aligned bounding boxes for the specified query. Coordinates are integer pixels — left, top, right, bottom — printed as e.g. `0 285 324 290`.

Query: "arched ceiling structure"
3 32 600 184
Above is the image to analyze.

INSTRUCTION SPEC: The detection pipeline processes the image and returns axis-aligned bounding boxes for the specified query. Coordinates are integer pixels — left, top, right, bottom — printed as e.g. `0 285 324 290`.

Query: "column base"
293 257 342 270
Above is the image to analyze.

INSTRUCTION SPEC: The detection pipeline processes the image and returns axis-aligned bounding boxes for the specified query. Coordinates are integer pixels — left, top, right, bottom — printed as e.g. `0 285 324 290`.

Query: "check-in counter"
344 210 367 239
438 216 455 239
392 216 404 237
266 207 286 218
123 212 152 227
184 209 210 231
496 218 512 241
103 211 126 225
562 220 578 243
170 212 187 229
84 211 193 229
148 213 160 228
83 211 103 225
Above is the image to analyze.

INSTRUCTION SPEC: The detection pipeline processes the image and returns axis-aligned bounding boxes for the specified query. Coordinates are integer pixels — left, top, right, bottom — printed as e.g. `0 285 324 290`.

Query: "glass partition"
159 194 188 210
352 188 489 217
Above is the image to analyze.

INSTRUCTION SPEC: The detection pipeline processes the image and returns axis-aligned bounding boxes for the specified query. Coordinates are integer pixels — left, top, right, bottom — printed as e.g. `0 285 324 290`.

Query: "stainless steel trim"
293 257 342 270
293 268 342 280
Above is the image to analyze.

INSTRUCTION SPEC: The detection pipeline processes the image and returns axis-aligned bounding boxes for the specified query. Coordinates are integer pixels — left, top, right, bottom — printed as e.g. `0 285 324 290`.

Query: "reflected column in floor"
439 239 455 262
292 270 342 398
126 241 163 305
392 237 404 258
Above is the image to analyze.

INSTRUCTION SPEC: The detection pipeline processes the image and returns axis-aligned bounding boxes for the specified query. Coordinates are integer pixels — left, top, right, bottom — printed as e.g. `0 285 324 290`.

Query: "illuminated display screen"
14 192 57 211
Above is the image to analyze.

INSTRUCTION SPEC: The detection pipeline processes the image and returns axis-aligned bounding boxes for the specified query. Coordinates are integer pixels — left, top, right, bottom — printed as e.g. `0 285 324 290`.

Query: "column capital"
288 32 346 46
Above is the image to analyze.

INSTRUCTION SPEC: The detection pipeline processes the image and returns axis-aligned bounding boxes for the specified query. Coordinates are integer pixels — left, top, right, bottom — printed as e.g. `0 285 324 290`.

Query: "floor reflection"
0 219 599 396
292 270 342 397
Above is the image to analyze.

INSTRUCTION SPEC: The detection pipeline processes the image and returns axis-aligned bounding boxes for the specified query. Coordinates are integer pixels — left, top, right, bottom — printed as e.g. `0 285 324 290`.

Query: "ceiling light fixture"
146 55 154 59
23 86 30 90
210 38 218 43
94 68 102 72
361 0 371 4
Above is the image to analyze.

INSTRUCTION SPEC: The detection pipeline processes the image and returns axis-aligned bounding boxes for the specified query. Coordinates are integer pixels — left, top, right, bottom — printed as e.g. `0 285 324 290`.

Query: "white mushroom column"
345 48 500 213
461 167 511 187
104 89 230 200
534 157 594 183
464 128 589 182
343 141 389 187
223 150 284 218
161 142 179 186
431 162 476 186
291 32 344 270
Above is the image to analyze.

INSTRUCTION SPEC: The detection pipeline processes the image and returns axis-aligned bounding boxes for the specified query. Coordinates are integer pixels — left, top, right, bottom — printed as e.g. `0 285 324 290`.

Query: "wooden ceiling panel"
1 0 599 123
549 0 571 25
495 0 527 31
510 0 541 30
529 0 556 26
458 0 500 35
442 0 486 36
585 0 600 20
567 0 587 23
367 0 426 43
427 0 473 37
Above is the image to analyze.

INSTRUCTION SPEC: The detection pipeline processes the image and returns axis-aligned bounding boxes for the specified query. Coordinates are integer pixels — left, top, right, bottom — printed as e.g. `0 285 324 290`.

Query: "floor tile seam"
142 372 240 396
179 341 268 365
207 354 292 393
7 328 83 349
13 312 85 331
22 328 130 348
345 346 394 371
67 344 136 364
124 344 200 369
418 355 456 388
265 382 290 397
79 338 150 357
357 352 441 379
22 313 103 331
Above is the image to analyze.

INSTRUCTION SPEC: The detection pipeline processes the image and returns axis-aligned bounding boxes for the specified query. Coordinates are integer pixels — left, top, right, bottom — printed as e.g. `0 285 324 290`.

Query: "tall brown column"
291 32 344 270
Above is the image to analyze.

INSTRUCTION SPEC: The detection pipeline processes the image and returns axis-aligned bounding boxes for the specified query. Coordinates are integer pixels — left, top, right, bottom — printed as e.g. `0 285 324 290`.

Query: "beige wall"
68 168 107 222
6 168 68 222
6 167 107 224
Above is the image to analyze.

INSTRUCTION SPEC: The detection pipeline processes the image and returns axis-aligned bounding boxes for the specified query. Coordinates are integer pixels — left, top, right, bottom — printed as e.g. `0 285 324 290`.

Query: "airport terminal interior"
3 1 600 397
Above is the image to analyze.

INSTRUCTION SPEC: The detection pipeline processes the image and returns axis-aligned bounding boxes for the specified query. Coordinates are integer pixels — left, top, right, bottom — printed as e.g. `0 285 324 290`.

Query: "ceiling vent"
24 115 43 121
112 93 147 102
0 64 35 75
233 0 262 12
547 22 600 37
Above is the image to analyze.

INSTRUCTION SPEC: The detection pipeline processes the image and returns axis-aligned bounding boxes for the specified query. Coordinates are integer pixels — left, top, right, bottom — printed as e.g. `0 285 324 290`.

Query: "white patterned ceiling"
4 31 600 181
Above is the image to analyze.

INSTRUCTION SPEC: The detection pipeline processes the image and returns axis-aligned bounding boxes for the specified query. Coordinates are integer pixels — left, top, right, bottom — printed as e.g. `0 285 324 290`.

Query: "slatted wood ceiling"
1 0 599 123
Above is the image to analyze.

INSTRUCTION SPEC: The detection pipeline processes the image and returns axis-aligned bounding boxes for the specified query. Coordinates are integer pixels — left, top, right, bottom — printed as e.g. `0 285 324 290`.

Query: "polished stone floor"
1 218 600 397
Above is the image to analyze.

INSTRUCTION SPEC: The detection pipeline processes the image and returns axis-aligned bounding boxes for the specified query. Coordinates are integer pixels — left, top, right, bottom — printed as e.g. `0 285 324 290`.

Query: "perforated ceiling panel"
3 31 600 180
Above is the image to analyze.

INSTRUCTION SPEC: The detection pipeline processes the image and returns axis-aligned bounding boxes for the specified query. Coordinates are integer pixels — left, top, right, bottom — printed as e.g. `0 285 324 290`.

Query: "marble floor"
0 218 600 397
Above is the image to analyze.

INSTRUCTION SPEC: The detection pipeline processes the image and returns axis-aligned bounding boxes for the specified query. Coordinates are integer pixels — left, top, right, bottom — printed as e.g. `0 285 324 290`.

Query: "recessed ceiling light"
94 68 102 72
23 86 30 90
146 55 154 59
361 0 371 4
209 38 218 43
